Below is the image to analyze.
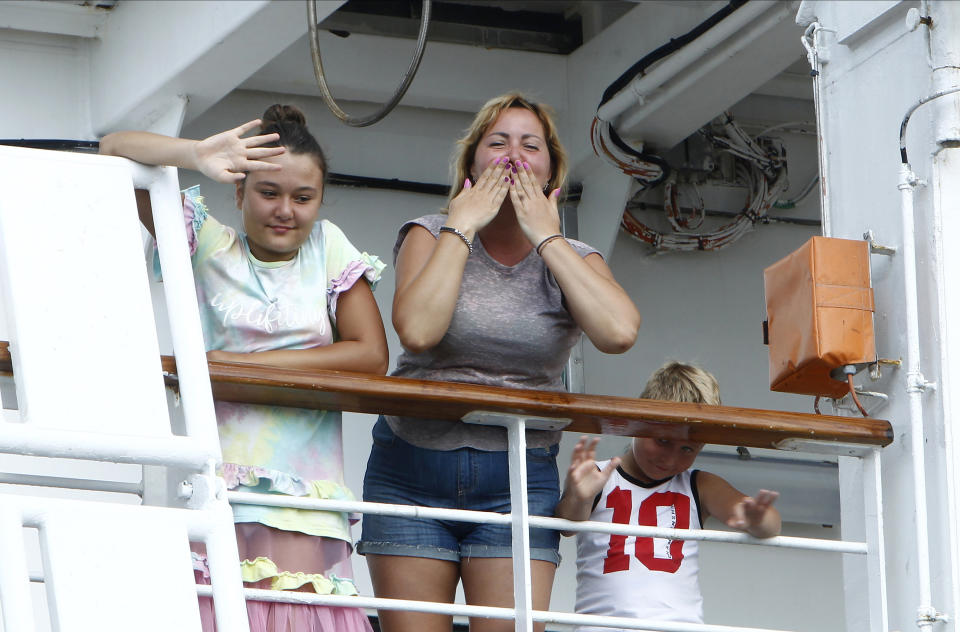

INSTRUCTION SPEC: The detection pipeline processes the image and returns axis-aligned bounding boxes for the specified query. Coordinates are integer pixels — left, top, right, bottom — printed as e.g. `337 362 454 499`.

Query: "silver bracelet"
439 225 473 254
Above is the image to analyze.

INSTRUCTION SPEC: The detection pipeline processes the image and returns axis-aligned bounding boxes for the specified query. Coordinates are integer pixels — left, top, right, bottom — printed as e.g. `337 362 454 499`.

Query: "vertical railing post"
464 411 570 632
862 449 888 632
506 418 534 632
0 507 35 631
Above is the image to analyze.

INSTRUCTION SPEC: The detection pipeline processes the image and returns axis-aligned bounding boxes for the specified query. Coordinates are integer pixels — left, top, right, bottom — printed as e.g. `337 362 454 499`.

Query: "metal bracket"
179 472 225 510
462 410 572 431
869 358 902 380
916 605 950 625
863 230 896 256
833 388 890 417
907 371 937 394
774 439 876 457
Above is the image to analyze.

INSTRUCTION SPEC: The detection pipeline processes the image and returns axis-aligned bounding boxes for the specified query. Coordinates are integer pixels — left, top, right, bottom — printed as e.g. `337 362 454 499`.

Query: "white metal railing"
223 412 886 632
0 419 886 632
0 147 249 631
228 492 868 554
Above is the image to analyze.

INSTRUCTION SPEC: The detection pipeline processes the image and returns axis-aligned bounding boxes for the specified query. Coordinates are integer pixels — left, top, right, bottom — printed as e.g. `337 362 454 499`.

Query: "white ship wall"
0 2 882 629
797 1 960 630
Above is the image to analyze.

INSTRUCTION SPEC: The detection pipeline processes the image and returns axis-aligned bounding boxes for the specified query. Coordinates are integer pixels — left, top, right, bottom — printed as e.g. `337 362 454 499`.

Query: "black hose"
599 0 748 107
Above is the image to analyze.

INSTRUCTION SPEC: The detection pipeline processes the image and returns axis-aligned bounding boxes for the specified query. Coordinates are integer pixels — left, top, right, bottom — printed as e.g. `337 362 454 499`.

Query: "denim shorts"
356 417 561 565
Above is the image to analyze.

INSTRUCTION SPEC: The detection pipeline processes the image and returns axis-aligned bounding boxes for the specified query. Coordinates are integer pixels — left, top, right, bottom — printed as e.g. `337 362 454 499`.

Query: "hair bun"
261 104 307 131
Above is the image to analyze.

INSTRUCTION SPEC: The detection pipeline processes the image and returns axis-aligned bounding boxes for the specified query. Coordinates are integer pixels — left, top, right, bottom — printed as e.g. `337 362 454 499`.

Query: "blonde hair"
447 92 568 205
641 362 721 406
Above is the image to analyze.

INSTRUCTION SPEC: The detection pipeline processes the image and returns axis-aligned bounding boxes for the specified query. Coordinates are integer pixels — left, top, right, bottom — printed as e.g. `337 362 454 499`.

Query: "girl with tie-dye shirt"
101 105 388 632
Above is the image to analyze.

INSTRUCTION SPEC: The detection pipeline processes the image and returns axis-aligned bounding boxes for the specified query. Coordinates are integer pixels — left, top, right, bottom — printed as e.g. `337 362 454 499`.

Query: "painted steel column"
935 148 960 630
927 1 960 626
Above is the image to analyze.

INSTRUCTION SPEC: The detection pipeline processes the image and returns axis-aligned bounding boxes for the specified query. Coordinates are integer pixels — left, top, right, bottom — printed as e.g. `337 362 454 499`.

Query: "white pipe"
597 1 777 122
194 587 794 632
0 472 142 495
803 22 832 236
615 2 797 134
227 492 867 554
898 163 936 629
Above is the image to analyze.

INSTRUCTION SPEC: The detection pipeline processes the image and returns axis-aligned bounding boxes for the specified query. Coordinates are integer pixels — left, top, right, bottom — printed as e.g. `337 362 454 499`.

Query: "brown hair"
641 362 721 406
258 104 328 193
448 92 568 205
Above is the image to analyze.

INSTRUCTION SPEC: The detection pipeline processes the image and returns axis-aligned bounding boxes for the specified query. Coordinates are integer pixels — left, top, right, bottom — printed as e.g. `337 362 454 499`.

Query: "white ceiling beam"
240 29 567 115
90 0 345 135
0 1 108 39
613 1 804 150
565 1 728 177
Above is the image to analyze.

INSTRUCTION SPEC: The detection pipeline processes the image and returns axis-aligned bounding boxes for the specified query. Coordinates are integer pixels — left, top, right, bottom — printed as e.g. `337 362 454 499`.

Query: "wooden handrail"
0 341 892 449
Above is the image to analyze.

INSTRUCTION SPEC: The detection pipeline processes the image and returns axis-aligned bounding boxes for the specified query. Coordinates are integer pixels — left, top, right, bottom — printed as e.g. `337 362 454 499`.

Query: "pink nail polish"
523 161 530 169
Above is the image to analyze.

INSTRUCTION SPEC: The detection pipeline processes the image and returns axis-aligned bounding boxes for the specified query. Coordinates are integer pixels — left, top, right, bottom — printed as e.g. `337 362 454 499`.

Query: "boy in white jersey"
555 362 781 626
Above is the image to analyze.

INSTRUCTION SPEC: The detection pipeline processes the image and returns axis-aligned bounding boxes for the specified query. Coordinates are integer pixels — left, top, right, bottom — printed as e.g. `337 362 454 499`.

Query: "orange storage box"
763 236 876 398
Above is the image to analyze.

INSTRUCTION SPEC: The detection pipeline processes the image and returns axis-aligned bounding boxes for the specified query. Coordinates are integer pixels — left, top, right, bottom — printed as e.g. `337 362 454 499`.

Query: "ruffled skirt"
194 523 372 632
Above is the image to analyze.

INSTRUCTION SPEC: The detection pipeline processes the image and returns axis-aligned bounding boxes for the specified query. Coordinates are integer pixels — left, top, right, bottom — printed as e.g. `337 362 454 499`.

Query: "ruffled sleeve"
321 219 386 321
180 185 209 256
151 184 232 279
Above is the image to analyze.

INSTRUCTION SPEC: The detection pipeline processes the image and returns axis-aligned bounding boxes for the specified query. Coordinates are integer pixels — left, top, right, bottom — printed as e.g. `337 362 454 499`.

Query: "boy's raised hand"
556 437 619 528
565 437 620 503
727 489 780 537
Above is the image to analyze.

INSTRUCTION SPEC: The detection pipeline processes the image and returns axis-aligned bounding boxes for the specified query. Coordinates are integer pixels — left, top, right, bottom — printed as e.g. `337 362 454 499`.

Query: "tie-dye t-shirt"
180 186 384 543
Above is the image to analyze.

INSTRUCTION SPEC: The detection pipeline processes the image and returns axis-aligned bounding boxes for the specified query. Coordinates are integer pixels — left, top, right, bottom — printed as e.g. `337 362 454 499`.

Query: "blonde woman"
357 93 640 632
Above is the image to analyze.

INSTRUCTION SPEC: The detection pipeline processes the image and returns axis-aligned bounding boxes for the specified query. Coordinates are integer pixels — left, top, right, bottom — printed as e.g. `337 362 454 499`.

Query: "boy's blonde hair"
448 92 568 205
641 362 721 406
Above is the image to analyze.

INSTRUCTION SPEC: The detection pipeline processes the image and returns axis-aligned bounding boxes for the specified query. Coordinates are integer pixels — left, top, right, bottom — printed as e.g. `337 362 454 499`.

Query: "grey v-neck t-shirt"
386 214 599 451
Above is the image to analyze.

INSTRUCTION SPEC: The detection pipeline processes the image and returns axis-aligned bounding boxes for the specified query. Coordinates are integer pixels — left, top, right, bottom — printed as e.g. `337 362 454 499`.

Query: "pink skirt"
194 523 373 632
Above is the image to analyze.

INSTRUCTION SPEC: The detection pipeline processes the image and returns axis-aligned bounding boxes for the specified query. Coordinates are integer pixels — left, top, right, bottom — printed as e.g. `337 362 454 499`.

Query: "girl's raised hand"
446 157 511 237
509 160 562 247
192 119 286 183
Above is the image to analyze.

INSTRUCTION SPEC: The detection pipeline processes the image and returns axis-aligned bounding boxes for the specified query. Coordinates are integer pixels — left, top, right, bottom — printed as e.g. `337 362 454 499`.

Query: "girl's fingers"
246 146 286 160
244 132 281 147
234 119 263 136
245 160 283 172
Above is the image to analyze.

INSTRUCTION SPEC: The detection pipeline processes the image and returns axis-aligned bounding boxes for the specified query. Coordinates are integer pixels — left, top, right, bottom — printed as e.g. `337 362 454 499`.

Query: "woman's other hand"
509 159 562 246
192 119 286 183
445 157 511 238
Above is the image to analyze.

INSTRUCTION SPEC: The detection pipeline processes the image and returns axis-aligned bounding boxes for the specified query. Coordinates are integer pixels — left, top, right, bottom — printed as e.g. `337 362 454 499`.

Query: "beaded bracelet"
536 233 564 256
439 225 473 254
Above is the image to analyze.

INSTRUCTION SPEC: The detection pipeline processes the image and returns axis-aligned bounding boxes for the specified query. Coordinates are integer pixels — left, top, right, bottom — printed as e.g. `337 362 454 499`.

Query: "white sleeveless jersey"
574 461 703 628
